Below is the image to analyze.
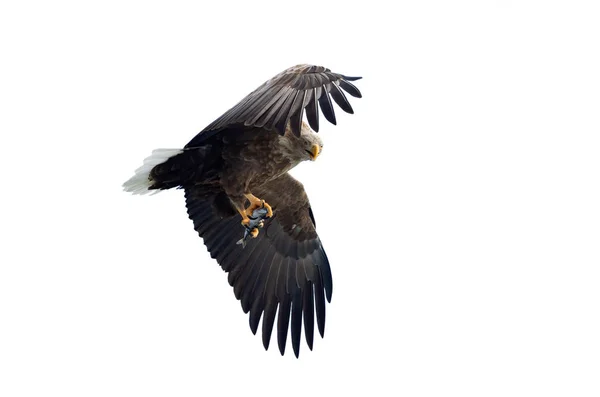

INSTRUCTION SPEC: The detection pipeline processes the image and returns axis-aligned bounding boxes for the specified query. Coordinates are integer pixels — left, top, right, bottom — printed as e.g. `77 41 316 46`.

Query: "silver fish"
236 207 269 248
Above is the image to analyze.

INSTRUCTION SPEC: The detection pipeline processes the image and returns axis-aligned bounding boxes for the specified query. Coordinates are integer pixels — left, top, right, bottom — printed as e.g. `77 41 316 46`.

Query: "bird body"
123 64 361 357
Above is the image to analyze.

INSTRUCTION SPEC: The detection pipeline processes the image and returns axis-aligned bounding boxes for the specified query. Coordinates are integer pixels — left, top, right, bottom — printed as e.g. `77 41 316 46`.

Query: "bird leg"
244 193 273 218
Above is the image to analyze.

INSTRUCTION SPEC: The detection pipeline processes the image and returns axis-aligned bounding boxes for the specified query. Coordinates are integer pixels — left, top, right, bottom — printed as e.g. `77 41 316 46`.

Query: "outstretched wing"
195 64 362 142
184 174 332 357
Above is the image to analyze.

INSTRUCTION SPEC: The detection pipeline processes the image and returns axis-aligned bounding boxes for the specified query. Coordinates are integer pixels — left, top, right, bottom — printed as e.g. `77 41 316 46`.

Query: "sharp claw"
243 195 273 219
259 200 273 217
264 203 273 218
250 228 259 238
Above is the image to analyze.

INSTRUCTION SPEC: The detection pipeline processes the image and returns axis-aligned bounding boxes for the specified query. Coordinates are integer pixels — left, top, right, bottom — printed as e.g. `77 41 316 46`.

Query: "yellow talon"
263 201 273 218
250 228 259 238
244 194 273 218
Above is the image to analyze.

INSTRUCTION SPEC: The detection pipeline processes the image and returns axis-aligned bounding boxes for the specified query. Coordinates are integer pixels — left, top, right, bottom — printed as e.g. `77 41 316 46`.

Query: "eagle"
123 64 362 357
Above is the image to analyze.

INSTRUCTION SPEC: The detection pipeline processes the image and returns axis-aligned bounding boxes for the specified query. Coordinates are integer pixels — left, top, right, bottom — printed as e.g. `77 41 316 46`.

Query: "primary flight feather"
123 64 362 357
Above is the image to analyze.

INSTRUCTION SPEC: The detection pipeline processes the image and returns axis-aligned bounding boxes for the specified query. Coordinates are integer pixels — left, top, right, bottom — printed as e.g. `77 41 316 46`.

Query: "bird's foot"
244 194 273 218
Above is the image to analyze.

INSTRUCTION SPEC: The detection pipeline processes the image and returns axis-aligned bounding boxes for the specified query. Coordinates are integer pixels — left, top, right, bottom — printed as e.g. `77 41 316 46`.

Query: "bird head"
281 121 324 162
302 133 323 161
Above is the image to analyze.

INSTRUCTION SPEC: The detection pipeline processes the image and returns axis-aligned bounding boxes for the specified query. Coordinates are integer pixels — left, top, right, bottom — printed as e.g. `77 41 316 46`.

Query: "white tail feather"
122 149 183 195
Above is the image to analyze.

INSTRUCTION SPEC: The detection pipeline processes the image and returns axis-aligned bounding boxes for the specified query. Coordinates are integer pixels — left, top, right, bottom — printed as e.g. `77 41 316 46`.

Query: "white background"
1 1 599 396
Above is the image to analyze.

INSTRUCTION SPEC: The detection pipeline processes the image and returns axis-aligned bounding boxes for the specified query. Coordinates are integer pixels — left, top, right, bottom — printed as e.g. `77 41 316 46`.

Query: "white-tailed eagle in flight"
123 64 362 357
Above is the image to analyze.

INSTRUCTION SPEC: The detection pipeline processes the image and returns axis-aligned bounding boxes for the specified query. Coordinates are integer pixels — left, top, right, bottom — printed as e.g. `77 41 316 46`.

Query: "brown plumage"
123 64 362 357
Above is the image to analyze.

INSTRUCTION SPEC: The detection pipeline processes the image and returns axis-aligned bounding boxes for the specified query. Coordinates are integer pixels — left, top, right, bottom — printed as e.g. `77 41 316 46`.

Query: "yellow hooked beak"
310 143 321 161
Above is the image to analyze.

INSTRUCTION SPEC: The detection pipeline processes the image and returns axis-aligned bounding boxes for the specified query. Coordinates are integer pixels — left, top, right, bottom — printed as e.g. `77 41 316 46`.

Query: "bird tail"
123 144 220 195
122 148 185 195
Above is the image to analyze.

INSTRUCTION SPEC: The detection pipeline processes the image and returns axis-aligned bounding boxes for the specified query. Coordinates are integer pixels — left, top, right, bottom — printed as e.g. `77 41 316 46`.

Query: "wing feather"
288 90 307 136
318 84 337 125
290 290 303 358
329 82 354 114
302 279 315 350
314 269 326 338
277 294 292 355
339 79 362 98
272 90 298 136
262 299 278 350
305 87 321 132
276 259 292 355
261 254 281 349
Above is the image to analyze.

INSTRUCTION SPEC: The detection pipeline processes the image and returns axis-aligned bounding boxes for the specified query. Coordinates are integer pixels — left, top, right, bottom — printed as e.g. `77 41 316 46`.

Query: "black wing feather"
318 84 337 125
287 90 307 136
314 269 326 338
262 299 278 350
339 79 362 98
277 295 292 355
341 75 362 81
329 83 354 114
272 90 298 136
303 280 315 350
291 290 303 358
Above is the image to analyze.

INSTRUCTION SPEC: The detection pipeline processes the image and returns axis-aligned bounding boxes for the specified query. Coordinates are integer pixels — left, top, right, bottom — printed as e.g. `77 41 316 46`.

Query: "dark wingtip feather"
277 297 291 356
272 90 297 135
289 91 306 136
318 90 336 125
249 306 262 335
305 88 320 132
261 301 277 350
317 249 333 303
330 84 354 114
240 291 252 313
262 331 271 350
314 272 326 338
342 75 362 81
339 80 362 98
291 292 302 358
303 282 315 350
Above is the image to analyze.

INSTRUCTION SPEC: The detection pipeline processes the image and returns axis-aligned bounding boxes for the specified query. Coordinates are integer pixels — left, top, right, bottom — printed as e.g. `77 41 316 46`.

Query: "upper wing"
196 64 362 141
184 174 332 357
